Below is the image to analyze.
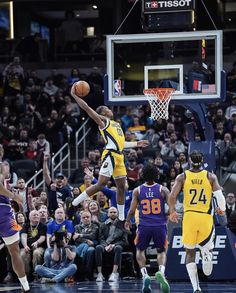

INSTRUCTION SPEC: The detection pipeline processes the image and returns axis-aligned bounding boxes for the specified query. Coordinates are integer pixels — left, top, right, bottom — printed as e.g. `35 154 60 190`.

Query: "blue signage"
166 227 236 280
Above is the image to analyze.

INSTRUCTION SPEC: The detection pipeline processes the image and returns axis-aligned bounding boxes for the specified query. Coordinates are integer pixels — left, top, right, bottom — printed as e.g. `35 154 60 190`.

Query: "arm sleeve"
124 141 137 148
213 189 226 211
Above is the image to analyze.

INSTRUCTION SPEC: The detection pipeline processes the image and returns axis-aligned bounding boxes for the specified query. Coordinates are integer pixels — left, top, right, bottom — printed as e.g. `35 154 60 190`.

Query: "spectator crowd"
0 57 236 284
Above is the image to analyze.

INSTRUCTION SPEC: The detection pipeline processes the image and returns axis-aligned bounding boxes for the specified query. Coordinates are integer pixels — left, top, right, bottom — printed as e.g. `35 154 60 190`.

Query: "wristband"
124 141 138 148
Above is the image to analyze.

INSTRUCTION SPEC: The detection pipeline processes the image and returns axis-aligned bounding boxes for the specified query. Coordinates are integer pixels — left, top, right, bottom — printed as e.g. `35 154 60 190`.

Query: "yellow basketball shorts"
100 150 126 179
182 211 214 248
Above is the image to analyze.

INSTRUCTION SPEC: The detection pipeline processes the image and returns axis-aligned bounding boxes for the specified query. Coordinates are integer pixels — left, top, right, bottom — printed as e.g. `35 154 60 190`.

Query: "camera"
51 231 67 248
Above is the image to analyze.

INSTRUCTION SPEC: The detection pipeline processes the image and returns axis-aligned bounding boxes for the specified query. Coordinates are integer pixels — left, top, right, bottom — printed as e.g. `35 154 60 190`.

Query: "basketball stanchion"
143 88 175 120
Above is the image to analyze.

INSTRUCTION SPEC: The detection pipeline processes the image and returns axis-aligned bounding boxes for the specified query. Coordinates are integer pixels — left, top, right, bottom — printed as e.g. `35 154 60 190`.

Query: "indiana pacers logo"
103 162 109 168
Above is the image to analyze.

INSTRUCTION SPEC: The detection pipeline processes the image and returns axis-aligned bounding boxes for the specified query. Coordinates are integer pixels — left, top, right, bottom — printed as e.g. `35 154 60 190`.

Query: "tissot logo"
144 0 194 11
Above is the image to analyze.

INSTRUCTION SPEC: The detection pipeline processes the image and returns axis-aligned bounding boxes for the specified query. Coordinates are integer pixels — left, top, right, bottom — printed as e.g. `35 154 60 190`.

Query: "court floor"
1 280 236 293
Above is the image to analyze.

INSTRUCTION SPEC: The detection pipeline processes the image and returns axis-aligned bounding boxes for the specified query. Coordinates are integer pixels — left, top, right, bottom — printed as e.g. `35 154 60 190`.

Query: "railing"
26 143 70 190
26 118 91 188
26 168 44 190
51 143 70 181
75 118 91 169
221 161 236 187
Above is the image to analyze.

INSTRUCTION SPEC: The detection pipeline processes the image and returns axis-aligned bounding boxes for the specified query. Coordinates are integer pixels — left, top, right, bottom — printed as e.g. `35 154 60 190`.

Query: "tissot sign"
143 0 195 13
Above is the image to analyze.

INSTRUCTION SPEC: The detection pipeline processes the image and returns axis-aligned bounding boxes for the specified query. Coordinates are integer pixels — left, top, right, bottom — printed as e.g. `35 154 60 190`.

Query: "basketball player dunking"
169 150 226 293
70 84 149 220
0 161 30 292
125 164 170 293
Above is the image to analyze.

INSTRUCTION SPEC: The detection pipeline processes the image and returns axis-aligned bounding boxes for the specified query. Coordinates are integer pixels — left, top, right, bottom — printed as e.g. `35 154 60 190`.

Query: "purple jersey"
138 183 167 226
0 194 21 238
0 194 10 205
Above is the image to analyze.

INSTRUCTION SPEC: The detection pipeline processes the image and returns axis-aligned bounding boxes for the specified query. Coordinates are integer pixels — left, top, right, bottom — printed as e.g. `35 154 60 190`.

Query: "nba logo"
114 80 121 96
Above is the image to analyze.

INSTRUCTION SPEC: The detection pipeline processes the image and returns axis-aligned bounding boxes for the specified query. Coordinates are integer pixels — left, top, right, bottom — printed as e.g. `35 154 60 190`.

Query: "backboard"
105 30 226 105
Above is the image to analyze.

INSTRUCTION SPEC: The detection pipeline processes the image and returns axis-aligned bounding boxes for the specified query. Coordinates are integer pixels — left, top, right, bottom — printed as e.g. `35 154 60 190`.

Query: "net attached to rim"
143 88 175 120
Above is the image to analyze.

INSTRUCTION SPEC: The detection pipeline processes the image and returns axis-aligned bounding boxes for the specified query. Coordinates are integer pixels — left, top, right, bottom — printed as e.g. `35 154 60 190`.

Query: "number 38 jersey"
138 183 167 226
183 170 212 214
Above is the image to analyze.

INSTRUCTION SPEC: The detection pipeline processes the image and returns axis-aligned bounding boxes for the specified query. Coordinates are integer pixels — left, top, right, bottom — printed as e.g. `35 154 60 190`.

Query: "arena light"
10 1 14 39
92 5 98 9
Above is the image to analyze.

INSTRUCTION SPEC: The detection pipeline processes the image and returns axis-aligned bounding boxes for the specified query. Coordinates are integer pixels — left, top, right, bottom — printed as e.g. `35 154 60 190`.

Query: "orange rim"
143 88 175 101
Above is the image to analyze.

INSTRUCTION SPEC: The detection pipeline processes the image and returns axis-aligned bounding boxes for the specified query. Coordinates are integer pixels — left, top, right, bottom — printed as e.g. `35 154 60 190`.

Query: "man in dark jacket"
73 211 99 280
95 207 128 282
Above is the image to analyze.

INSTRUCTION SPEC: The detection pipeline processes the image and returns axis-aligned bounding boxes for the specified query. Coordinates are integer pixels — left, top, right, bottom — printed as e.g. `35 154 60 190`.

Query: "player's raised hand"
70 83 79 99
169 211 179 223
137 140 149 148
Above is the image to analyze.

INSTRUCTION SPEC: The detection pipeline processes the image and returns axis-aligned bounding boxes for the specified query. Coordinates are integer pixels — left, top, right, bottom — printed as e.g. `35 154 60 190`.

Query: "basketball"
74 81 90 97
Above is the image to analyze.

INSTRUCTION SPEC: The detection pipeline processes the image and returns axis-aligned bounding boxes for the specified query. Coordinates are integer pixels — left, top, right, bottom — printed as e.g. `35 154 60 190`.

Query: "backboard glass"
105 30 225 105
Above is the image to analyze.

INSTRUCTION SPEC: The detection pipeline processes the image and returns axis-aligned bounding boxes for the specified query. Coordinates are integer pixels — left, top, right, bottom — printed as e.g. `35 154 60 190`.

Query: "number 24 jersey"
183 170 212 214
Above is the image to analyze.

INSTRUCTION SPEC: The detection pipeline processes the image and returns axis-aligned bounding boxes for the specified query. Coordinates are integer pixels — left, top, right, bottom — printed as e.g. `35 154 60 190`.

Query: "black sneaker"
194 290 202 293
21 288 31 293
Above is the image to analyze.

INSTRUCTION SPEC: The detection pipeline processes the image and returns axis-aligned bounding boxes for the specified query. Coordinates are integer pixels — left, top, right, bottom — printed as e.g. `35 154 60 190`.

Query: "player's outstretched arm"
169 174 184 223
71 84 105 128
124 140 149 149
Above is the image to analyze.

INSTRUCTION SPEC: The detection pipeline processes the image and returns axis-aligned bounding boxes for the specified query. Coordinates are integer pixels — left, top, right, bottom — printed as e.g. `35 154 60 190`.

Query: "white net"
143 88 175 120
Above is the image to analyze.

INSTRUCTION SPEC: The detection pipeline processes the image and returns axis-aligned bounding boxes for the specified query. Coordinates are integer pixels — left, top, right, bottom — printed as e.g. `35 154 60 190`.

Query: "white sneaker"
201 249 213 276
108 272 119 282
96 273 105 282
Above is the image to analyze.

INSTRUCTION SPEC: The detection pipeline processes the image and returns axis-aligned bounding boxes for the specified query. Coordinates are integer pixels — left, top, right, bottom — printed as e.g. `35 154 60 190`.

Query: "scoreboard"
142 0 195 31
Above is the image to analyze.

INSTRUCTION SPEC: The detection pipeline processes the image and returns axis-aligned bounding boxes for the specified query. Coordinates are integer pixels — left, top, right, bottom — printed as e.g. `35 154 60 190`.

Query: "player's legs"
4 234 30 292
198 224 214 277
157 251 166 274
113 153 127 220
185 248 201 293
152 226 169 293
72 174 110 206
136 250 151 293
114 176 126 220
73 153 114 206
135 226 152 293
182 213 201 292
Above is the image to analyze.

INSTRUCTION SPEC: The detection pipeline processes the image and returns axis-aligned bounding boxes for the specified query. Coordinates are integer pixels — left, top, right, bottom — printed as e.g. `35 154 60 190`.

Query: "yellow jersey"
99 119 125 153
183 170 212 214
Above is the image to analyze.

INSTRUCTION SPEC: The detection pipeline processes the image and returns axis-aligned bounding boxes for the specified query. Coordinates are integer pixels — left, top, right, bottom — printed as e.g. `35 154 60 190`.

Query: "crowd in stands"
0 57 236 284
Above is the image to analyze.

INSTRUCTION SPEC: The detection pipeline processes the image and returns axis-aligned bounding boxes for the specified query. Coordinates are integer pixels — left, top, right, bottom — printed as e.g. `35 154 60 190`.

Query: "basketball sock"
141 267 148 278
72 191 88 206
159 265 165 274
117 204 125 221
19 276 30 291
186 262 200 291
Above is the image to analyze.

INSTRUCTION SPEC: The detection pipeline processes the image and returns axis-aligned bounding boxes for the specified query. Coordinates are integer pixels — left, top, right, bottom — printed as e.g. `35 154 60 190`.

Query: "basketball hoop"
143 88 175 120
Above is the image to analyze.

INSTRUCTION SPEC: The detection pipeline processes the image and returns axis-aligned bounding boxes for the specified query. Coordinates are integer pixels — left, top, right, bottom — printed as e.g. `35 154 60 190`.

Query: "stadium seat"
12 159 38 181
